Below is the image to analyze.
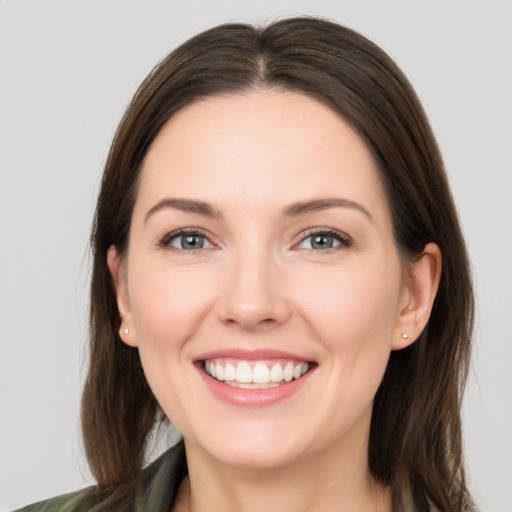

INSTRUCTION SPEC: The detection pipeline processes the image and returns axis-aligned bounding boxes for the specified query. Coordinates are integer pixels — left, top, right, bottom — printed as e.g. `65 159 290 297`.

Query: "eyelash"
295 228 352 252
158 228 352 252
158 228 214 251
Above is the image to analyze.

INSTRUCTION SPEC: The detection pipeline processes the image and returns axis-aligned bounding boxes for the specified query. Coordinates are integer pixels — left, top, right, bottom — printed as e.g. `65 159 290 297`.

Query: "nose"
215 244 292 331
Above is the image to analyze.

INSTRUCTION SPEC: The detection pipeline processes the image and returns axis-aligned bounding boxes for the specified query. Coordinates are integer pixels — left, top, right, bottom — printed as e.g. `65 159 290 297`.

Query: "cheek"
299 260 402 422
129 264 217 347
298 261 401 339
127 263 219 426
292 258 402 394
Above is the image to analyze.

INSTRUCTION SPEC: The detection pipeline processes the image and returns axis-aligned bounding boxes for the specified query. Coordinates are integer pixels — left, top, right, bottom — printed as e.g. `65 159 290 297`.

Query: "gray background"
1 1 511 510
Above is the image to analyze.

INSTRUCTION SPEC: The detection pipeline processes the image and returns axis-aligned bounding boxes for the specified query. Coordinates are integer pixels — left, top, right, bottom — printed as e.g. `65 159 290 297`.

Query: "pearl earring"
401 333 409 339
124 326 129 335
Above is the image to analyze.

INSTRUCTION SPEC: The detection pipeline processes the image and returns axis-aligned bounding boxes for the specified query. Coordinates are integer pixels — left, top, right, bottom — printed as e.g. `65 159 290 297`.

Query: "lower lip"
195 363 315 407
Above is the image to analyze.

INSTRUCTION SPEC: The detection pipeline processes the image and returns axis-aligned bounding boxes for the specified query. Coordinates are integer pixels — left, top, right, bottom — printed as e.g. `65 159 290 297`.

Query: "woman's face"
112 90 413 469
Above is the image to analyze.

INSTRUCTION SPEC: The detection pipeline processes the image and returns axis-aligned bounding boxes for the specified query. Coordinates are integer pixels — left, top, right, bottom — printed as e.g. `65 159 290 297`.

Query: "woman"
17 16 475 512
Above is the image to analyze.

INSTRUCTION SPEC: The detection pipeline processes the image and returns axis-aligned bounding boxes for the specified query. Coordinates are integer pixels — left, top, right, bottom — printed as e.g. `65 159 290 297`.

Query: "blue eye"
166 232 213 250
297 231 350 250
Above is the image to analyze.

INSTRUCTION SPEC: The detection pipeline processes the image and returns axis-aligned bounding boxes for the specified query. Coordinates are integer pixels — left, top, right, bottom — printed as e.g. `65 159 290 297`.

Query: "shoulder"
12 487 97 512
13 441 187 512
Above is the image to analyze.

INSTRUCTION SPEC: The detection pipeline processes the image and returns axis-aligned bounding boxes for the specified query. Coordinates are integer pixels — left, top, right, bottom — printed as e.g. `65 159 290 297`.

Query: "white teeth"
224 363 235 381
270 363 283 382
204 360 311 386
215 362 224 381
235 362 253 383
252 363 270 383
283 363 294 382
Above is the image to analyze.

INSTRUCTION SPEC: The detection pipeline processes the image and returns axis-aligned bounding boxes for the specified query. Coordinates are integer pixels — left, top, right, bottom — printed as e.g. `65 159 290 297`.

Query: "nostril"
226 316 281 329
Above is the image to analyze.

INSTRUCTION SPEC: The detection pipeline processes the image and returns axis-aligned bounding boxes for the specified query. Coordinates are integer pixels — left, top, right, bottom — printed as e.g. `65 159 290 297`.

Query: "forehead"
136 90 388 221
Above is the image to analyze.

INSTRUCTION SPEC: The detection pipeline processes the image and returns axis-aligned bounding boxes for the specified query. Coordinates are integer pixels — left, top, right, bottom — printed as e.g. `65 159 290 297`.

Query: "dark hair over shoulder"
82 17 474 511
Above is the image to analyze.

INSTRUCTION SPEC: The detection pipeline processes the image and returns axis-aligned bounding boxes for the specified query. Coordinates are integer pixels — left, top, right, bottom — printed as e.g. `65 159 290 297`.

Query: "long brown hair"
82 17 474 511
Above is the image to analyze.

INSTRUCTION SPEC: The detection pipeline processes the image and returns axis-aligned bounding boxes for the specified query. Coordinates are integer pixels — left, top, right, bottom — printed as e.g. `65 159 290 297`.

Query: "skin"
108 90 441 512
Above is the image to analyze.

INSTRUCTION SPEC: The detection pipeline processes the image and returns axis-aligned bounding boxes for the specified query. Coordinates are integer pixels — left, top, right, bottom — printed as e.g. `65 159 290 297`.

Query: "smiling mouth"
202 359 314 389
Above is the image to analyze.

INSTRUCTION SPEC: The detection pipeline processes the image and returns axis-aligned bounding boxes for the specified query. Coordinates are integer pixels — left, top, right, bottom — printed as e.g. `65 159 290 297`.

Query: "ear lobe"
392 242 442 350
107 246 137 347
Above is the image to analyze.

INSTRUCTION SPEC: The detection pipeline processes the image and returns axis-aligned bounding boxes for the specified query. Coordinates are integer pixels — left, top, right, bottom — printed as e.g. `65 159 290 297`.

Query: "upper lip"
194 348 315 363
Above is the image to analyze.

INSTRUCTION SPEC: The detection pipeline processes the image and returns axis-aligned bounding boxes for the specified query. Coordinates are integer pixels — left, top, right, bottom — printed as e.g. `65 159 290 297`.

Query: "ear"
392 242 442 350
107 246 137 347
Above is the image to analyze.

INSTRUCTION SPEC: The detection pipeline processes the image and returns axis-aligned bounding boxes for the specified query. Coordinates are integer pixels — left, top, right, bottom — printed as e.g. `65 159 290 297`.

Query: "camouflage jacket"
14 442 187 512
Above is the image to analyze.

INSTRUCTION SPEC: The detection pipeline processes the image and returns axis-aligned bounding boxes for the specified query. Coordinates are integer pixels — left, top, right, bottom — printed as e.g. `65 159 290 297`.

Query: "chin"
212 442 305 470
186 421 317 470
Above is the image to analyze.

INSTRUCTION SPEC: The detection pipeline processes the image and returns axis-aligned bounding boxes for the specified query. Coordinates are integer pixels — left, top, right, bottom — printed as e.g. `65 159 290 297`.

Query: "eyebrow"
145 198 222 222
144 196 373 223
282 198 373 221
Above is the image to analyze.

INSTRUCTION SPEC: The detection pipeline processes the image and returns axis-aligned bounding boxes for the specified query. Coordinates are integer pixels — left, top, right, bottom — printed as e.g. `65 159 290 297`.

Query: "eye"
296 230 351 251
161 230 214 251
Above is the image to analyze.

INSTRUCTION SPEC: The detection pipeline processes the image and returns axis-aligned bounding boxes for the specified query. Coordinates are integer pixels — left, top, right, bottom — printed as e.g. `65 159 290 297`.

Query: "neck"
173 421 392 512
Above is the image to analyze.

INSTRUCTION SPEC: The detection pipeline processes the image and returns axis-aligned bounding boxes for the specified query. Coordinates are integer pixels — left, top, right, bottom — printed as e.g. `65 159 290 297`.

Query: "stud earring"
401 333 409 339
124 326 129 335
